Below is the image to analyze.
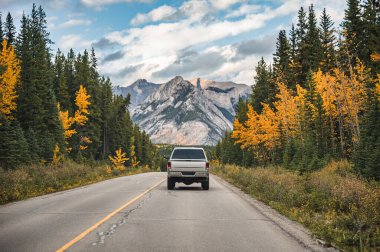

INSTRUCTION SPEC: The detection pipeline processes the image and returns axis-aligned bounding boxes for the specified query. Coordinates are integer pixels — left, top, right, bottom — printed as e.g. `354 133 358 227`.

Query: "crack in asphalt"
91 192 153 246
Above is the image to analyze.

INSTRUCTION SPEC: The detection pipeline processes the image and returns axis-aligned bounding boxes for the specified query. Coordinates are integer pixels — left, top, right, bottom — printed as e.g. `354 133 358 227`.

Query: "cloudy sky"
1 0 346 86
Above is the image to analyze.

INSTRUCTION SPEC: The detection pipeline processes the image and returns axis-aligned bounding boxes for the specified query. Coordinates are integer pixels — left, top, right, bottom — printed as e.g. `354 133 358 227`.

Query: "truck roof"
173 147 205 150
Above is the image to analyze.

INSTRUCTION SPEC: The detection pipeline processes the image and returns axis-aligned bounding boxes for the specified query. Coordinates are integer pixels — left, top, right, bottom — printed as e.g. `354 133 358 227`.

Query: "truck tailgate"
170 160 206 171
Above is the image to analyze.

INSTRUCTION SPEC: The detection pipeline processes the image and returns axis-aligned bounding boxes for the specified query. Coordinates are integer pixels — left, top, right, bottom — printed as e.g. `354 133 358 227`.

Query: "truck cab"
166 147 209 190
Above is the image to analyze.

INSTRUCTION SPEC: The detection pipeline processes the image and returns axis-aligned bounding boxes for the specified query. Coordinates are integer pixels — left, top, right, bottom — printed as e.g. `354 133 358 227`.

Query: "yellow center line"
56 177 166 252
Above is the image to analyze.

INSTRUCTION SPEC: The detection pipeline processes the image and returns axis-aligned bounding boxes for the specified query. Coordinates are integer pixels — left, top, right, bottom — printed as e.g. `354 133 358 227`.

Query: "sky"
0 0 347 86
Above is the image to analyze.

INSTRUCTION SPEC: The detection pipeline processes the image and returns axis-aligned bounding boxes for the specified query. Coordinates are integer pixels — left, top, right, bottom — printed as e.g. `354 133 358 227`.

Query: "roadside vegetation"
212 2 380 250
212 160 380 251
0 159 156 205
0 4 165 201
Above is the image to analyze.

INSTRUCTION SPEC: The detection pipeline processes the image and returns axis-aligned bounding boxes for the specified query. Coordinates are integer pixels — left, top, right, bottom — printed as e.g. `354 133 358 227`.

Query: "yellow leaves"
0 39 20 120
313 63 368 142
74 85 90 126
57 85 91 153
52 144 62 165
375 76 380 103
57 103 76 139
274 82 300 139
370 52 380 62
75 85 90 116
232 103 280 152
109 148 129 171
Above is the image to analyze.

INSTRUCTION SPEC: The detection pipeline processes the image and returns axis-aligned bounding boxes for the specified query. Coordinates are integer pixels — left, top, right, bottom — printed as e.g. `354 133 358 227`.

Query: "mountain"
112 79 160 108
131 76 251 145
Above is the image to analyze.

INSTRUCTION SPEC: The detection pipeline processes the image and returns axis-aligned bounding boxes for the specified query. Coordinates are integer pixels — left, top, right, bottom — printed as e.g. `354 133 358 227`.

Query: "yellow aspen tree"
57 85 91 153
52 144 62 165
232 103 280 162
0 40 20 120
232 104 261 149
57 103 76 139
74 85 91 151
109 147 129 171
274 82 299 141
74 85 91 125
314 69 342 153
258 103 280 150
345 61 368 141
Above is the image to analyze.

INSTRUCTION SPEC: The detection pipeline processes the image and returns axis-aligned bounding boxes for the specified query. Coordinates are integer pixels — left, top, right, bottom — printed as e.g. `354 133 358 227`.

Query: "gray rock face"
128 76 251 146
112 79 160 108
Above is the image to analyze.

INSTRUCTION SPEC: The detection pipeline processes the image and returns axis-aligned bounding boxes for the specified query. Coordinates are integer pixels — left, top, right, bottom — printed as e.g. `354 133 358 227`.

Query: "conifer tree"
362 0 380 73
342 0 364 62
0 13 3 50
252 58 275 113
320 8 336 73
4 13 16 47
273 30 291 87
0 115 30 168
305 4 322 72
54 49 70 111
295 6 308 85
16 4 63 161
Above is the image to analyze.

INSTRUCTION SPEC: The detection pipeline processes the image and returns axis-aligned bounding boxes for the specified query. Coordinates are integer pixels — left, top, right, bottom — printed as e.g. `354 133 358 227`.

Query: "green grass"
212 160 380 251
0 160 155 205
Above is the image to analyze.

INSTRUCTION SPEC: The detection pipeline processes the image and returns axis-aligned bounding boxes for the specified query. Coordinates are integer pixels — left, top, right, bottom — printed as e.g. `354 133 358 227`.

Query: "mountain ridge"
120 76 251 145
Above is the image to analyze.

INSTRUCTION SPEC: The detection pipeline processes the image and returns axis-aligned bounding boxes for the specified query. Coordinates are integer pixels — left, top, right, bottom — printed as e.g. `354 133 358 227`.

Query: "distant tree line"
215 0 380 179
0 4 160 169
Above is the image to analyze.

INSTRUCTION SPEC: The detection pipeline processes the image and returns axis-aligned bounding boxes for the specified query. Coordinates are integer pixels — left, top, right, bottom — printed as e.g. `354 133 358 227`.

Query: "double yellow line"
56 178 166 252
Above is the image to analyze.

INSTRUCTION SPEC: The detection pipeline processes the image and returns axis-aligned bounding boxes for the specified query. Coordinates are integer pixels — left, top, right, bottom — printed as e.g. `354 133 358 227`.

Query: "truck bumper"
167 171 209 183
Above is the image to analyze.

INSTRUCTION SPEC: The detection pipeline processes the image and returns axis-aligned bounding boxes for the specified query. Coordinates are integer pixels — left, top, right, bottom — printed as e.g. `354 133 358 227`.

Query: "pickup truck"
166 147 209 190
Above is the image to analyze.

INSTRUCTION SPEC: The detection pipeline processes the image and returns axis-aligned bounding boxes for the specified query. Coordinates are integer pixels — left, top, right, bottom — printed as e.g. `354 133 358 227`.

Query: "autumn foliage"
0 40 20 120
109 148 129 171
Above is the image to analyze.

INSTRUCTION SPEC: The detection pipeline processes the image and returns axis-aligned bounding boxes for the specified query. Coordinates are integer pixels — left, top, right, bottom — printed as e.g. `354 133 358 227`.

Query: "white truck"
166 147 209 190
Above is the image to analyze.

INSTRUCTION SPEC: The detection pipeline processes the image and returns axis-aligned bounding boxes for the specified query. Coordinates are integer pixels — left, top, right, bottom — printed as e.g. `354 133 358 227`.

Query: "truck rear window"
171 149 206 160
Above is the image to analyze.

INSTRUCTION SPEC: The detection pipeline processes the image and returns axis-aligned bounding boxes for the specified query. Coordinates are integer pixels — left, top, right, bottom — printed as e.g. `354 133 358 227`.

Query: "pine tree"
320 8 337 72
342 0 364 62
305 4 322 72
0 115 30 169
362 0 380 74
65 48 76 111
54 49 70 111
295 6 308 85
289 24 297 62
0 13 3 50
16 4 63 161
252 58 275 113
4 12 16 47
273 30 291 87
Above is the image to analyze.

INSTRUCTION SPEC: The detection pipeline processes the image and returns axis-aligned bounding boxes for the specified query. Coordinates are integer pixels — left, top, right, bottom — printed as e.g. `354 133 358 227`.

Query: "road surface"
0 172 312 252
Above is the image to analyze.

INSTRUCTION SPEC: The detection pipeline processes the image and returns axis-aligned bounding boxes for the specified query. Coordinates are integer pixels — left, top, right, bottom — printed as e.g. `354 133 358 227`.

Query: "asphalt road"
0 172 310 252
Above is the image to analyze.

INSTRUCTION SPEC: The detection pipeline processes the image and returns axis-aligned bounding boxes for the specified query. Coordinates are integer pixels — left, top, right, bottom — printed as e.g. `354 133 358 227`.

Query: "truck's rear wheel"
201 180 209 190
167 178 175 190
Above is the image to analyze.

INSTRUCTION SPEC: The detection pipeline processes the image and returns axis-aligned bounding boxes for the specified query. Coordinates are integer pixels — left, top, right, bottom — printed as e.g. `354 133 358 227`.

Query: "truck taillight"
167 161 171 170
205 162 209 170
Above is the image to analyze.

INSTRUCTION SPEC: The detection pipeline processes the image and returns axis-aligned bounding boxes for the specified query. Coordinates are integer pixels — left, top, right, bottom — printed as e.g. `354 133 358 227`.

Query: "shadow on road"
174 186 203 191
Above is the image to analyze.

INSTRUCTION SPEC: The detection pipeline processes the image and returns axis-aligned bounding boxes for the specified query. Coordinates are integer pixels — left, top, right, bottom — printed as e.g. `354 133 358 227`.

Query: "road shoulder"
212 174 337 252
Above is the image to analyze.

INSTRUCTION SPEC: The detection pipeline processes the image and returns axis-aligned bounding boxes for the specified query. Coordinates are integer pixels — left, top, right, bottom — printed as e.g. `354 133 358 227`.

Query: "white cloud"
131 5 176 25
59 19 92 28
99 2 299 85
209 0 246 10
94 0 347 85
80 0 152 9
58 34 94 51
226 4 262 18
